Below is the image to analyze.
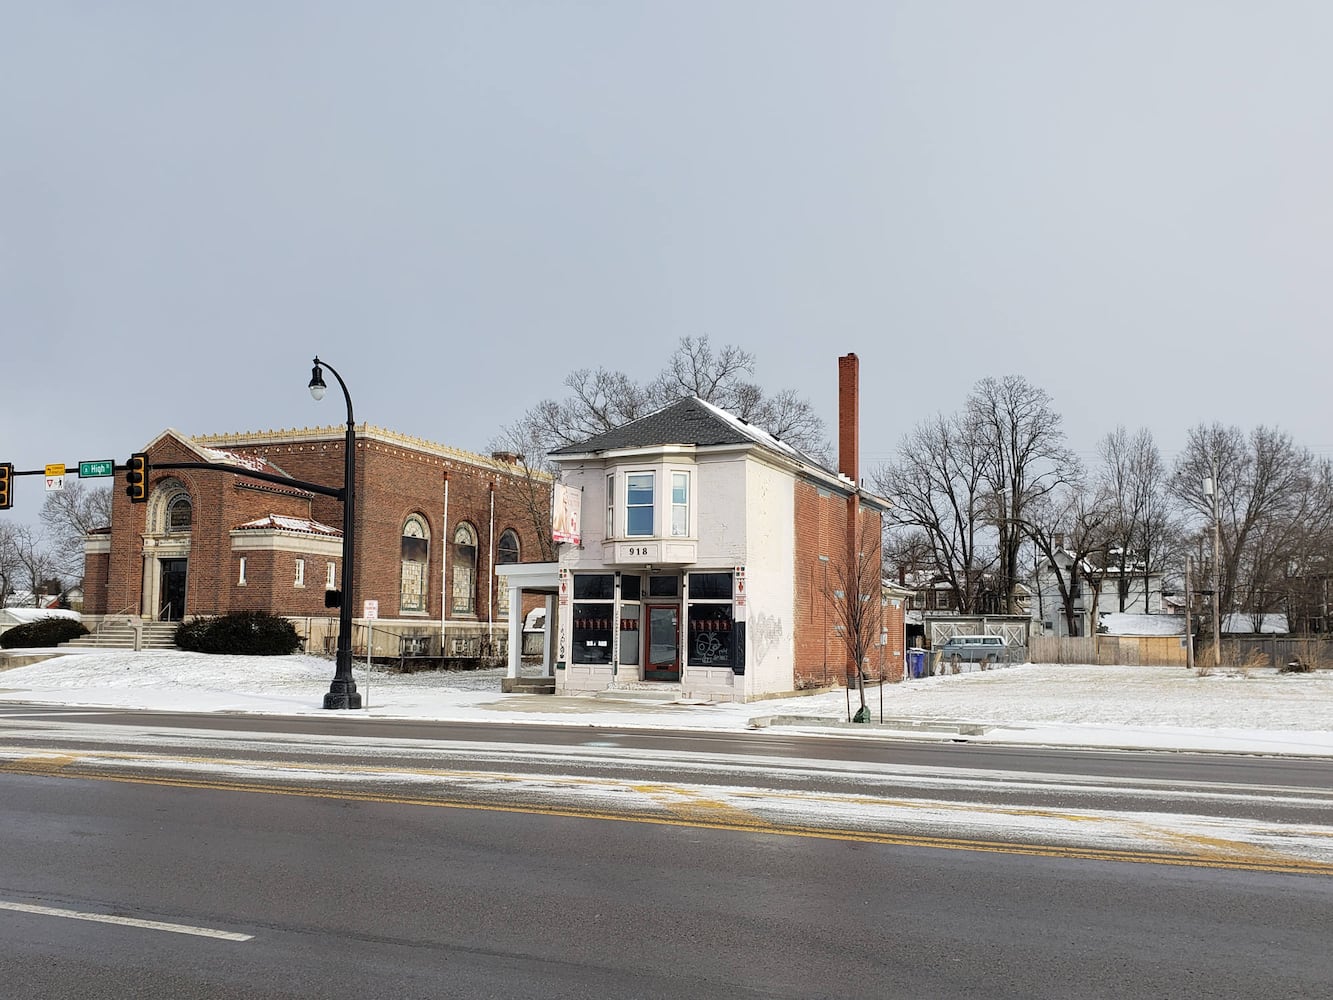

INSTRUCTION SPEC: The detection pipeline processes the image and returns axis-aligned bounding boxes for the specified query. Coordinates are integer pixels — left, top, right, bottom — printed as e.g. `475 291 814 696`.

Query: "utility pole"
1184 555 1195 670
1203 461 1222 668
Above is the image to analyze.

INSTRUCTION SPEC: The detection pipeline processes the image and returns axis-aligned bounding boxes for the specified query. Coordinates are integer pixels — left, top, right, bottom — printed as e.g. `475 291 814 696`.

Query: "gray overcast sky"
3 1 1331 520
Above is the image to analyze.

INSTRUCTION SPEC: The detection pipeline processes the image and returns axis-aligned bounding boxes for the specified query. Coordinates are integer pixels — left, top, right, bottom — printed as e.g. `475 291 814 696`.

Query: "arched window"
451 522 478 615
496 529 520 616
497 529 520 565
400 515 430 613
166 494 192 533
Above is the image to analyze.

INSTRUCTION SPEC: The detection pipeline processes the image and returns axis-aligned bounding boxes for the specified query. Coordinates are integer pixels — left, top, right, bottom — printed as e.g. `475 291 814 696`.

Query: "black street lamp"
309 356 362 709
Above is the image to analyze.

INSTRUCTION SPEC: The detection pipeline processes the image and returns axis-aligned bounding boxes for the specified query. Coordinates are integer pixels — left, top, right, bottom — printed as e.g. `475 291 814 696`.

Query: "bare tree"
646 337 758 413
874 411 996 614
497 336 830 472
823 514 885 722
485 424 557 563
1024 481 1115 637
1278 459 1333 634
1097 427 1179 612
968 376 1078 614
0 522 21 607
40 481 112 580
1171 424 1331 631
882 528 934 584
3 524 61 606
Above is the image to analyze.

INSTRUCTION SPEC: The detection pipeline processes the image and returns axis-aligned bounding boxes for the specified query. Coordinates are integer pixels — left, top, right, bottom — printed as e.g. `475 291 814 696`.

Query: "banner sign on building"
551 482 582 545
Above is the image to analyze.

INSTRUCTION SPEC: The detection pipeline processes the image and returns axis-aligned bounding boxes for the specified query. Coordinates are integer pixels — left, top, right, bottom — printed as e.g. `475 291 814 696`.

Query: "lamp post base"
323 665 362 710
323 688 363 710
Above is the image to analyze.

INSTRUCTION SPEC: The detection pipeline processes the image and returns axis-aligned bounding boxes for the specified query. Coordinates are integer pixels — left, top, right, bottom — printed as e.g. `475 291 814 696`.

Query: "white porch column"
506 580 523 679
139 553 153 620
543 594 557 676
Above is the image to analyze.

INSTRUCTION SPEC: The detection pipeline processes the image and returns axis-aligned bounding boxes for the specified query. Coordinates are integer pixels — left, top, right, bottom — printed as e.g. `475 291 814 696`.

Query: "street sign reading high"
78 460 115 478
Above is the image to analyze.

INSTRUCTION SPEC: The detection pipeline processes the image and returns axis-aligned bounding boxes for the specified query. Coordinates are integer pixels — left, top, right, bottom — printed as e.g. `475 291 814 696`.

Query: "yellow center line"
2 752 1330 877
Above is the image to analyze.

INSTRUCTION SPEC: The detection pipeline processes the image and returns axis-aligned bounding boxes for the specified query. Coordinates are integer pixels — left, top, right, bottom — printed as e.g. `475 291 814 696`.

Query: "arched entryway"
145 483 192 621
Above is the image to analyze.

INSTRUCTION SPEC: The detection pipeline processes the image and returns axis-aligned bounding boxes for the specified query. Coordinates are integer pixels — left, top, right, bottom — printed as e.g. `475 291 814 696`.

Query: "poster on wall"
551 482 582 545
734 566 747 621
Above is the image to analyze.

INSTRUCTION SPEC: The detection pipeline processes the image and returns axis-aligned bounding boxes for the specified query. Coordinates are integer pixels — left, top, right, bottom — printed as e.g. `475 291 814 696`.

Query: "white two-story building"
543 354 903 702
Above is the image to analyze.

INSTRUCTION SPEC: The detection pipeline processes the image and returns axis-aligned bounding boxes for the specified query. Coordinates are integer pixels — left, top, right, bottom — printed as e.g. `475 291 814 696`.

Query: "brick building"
546 353 903 702
84 425 550 657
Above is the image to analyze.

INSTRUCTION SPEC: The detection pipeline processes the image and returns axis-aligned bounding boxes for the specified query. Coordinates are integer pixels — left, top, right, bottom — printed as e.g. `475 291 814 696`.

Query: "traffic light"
125 453 148 503
0 463 11 510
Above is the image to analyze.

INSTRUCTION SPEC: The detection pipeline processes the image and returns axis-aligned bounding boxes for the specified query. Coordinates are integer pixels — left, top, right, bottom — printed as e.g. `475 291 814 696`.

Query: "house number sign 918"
626 546 651 556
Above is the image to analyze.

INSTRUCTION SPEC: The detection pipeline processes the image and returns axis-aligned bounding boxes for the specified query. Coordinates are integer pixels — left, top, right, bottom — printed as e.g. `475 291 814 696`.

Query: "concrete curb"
749 714 994 736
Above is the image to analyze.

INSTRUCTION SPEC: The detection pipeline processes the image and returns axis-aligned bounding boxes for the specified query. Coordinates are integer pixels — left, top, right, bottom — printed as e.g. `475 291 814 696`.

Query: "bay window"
626 473 654 536
671 472 689 536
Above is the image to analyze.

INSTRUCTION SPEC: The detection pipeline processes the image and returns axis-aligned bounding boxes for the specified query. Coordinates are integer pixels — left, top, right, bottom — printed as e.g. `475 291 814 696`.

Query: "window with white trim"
237 557 247 586
687 572 736 669
496 529 520 616
294 558 305 587
670 471 689 537
400 515 429 614
626 472 654 537
452 523 478 615
326 561 336 589
605 473 615 539
166 494 192 533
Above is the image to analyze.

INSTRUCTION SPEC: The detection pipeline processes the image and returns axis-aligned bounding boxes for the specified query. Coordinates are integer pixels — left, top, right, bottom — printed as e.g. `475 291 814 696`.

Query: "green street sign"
78 460 115 478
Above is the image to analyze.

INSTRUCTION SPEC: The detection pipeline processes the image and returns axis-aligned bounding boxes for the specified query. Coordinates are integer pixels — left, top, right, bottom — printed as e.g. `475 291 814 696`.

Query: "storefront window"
648 575 678 598
620 574 641 601
571 601 614 665
686 572 735 668
687 604 734 666
619 603 640 665
573 574 614 600
687 572 732 600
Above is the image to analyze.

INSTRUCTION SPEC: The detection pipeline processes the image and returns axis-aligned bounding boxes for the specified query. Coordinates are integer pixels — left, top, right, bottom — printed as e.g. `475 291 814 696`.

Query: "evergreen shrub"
0 617 89 649
174 611 301 656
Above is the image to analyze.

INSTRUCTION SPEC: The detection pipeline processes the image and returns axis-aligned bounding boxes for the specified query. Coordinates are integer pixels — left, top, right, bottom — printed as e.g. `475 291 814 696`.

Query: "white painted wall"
551 449 798 701
740 457 796 696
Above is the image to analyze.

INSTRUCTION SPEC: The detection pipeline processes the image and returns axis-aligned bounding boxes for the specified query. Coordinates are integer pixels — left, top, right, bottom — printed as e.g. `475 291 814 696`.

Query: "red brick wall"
792 480 886 689
838 353 859 484
92 429 551 624
83 549 110 615
877 594 906 682
247 436 547 622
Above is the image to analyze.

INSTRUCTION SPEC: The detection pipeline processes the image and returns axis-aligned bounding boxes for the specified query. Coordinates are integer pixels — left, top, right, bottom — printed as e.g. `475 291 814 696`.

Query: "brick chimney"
838 353 859 483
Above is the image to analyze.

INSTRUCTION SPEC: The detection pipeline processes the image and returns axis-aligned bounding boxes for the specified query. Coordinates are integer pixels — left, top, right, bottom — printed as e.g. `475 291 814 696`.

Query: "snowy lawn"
1 651 1331 755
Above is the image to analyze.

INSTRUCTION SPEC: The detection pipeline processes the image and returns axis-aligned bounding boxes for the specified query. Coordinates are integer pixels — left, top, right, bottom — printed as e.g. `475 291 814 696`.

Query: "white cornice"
188 425 551 480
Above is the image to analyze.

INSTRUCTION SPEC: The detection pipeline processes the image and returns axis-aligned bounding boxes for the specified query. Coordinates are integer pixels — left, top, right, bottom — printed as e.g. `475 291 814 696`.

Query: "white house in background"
0 606 81 640
1031 547 1164 638
543 354 904 703
1222 613 1289 635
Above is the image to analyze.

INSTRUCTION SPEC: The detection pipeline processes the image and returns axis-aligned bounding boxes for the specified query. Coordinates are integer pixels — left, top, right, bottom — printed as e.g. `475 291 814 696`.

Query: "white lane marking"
0 900 253 941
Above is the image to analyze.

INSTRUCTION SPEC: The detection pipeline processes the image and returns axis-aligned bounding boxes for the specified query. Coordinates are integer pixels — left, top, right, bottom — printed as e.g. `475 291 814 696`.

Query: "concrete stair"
64 619 180 651
501 675 557 694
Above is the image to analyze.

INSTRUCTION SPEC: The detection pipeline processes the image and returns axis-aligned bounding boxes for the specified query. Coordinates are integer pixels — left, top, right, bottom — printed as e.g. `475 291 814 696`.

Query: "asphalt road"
3 703 1331 788
1 770 1330 999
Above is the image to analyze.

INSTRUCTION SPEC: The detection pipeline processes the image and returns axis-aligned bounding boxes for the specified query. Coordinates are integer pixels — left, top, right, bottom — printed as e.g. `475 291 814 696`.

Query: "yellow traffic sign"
45 463 66 478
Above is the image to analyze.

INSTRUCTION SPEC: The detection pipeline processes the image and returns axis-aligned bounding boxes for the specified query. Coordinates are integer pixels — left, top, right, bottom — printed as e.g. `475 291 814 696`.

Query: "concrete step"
593 684 685 702
501 676 557 694
64 621 180 650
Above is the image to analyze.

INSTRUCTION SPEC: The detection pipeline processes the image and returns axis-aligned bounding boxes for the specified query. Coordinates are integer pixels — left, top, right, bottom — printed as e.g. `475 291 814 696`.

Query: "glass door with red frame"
643 604 680 681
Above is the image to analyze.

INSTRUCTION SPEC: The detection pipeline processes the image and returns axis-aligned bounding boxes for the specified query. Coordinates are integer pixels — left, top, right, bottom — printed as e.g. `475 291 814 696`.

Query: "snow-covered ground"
2 650 1331 756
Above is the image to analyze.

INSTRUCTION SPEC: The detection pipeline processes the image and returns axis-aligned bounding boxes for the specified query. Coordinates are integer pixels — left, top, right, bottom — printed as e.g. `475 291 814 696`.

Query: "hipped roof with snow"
550 396 887 506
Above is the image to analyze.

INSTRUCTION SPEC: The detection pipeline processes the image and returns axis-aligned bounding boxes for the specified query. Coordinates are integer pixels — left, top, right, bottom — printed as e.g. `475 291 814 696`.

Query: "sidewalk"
2 650 1333 757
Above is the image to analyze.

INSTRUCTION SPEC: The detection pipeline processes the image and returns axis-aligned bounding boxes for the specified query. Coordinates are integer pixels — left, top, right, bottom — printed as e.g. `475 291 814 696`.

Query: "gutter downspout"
488 481 496 639
441 473 450 655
